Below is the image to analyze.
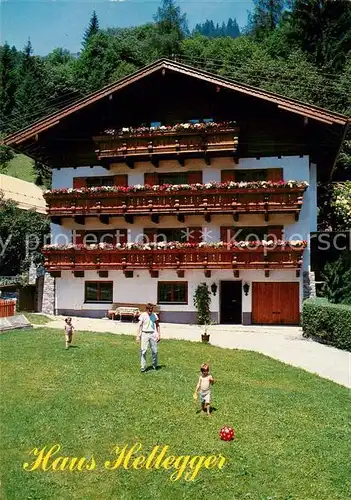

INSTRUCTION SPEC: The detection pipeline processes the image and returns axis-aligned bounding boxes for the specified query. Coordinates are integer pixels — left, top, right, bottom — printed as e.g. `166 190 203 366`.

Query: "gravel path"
37 315 350 388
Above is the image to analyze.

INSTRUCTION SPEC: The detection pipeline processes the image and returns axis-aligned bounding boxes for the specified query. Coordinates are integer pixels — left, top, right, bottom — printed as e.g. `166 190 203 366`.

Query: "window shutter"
144 173 158 186
267 168 283 181
75 231 84 245
267 227 283 240
187 171 203 184
116 229 127 245
73 177 86 189
220 227 234 242
114 175 128 187
144 228 157 243
221 170 236 182
190 227 203 243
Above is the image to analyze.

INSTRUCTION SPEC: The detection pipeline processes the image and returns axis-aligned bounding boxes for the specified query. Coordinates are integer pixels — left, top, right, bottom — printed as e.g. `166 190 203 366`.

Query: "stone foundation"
41 273 55 315
303 270 316 299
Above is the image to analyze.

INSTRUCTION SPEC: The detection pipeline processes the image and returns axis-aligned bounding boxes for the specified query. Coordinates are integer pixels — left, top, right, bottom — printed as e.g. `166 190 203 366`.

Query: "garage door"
252 282 300 325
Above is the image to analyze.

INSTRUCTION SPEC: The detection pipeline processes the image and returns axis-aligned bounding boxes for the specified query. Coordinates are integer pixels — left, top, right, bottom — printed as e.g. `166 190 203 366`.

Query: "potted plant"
201 323 210 343
193 283 212 343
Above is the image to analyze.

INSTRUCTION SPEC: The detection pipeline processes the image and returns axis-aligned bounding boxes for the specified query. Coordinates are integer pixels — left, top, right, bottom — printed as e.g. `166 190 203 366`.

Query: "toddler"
64 317 74 350
194 363 215 416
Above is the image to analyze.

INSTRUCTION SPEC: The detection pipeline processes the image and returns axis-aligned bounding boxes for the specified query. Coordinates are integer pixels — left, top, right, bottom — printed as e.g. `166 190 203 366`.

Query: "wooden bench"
107 303 161 322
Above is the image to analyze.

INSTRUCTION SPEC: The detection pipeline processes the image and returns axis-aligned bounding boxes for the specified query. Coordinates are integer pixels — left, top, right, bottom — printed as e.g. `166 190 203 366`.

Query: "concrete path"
36 315 350 389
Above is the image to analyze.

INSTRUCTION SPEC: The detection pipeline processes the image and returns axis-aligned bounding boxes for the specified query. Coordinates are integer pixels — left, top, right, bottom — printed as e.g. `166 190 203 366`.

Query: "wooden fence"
0 299 16 318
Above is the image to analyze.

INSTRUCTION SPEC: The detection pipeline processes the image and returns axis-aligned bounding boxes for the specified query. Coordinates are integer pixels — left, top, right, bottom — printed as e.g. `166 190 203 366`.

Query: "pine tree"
13 40 49 130
83 10 100 47
0 43 18 133
247 0 286 38
153 0 189 57
227 18 240 38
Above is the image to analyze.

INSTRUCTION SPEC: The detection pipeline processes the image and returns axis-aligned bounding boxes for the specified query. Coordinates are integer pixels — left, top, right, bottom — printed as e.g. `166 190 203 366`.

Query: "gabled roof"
0 174 46 213
3 58 349 147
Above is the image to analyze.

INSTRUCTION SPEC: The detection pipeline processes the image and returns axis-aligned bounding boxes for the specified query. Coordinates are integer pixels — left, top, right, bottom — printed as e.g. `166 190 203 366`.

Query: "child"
64 317 74 350
194 363 215 416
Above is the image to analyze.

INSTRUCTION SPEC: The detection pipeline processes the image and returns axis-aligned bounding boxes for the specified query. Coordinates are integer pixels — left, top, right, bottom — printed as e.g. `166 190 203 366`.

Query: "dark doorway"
220 281 242 324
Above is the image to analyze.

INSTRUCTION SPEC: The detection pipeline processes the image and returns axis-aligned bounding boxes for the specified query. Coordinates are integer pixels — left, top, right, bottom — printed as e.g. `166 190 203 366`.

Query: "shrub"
302 298 351 351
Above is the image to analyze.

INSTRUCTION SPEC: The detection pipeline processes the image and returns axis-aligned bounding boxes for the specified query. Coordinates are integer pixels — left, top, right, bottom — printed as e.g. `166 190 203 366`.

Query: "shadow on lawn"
141 365 167 372
196 406 218 415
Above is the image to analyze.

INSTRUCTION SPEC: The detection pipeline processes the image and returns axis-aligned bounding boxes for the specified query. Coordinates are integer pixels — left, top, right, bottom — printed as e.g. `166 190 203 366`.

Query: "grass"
21 313 52 325
1 328 350 500
2 154 37 183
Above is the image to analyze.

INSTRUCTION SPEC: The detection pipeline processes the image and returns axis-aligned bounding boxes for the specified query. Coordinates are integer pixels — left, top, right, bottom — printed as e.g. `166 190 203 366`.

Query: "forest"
0 0 350 231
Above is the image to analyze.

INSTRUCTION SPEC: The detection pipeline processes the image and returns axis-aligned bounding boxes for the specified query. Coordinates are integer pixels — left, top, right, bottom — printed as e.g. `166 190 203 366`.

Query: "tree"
227 18 240 38
0 43 18 134
288 0 351 71
332 181 351 229
247 0 286 39
83 10 100 48
153 0 189 57
193 283 212 325
13 40 50 130
321 254 351 305
0 195 50 276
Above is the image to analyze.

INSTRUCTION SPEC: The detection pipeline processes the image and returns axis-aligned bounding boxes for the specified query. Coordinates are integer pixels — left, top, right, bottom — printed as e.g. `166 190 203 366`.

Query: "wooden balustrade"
43 246 304 273
93 127 239 159
0 299 16 318
45 187 305 219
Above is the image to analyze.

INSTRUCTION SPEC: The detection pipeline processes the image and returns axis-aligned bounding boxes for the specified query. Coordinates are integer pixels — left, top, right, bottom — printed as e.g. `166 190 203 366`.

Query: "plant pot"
201 333 210 343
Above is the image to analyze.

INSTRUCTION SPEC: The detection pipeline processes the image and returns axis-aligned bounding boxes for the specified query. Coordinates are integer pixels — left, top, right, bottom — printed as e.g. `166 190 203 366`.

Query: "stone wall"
41 273 55 315
303 270 316 300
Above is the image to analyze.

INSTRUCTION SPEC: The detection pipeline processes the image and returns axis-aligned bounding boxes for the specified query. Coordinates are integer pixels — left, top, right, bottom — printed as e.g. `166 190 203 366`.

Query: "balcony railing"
44 183 307 220
43 244 305 273
93 123 239 160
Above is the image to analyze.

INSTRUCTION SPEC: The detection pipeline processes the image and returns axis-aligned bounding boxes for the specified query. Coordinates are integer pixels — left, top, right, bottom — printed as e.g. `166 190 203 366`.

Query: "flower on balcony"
102 120 238 137
43 240 307 252
45 180 309 198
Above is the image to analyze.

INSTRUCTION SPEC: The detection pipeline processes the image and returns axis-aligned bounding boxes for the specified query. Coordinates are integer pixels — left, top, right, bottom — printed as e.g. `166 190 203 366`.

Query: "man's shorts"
199 391 211 404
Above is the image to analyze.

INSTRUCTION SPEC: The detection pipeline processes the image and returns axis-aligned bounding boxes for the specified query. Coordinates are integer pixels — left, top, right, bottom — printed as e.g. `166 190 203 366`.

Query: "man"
136 303 160 372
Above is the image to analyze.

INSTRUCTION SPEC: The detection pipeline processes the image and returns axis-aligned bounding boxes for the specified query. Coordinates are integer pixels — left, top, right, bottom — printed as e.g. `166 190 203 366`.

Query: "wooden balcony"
45 186 306 221
93 124 239 163
43 246 304 276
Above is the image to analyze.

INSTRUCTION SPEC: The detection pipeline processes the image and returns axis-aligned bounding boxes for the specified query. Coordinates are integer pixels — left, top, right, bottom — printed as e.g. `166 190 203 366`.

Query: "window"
156 228 187 243
85 282 113 303
86 177 114 188
83 231 115 245
158 282 188 304
235 169 267 182
157 172 188 185
221 226 283 242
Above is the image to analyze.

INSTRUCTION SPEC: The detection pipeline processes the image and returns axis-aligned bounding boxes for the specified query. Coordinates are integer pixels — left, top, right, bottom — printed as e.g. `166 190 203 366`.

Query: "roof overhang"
3 58 349 148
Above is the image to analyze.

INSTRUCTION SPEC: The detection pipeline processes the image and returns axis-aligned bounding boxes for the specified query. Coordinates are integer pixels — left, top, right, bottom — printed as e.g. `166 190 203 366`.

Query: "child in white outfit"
194 363 215 416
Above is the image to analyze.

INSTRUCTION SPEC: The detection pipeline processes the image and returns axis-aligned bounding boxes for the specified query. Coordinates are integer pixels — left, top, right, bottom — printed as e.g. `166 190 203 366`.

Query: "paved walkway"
37 315 350 388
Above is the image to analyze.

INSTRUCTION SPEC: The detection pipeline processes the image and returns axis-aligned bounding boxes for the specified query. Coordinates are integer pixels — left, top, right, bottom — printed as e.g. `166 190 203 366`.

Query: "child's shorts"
200 391 211 404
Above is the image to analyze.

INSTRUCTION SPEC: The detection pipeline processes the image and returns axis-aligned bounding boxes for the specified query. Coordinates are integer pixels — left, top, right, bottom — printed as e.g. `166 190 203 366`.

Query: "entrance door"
252 282 300 325
220 281 242 324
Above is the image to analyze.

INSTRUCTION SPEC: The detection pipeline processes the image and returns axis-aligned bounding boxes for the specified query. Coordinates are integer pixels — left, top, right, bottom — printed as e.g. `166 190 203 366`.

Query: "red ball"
219 426 235 441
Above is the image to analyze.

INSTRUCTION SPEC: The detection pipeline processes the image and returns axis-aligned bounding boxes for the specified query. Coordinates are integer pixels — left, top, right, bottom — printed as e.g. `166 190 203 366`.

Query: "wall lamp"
243 282 250 296
210 283 218 296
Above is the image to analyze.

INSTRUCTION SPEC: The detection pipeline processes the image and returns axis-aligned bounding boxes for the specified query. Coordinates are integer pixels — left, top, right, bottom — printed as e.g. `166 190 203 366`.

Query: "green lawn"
2 154 37 183
22 313 52 325
1 328 350 500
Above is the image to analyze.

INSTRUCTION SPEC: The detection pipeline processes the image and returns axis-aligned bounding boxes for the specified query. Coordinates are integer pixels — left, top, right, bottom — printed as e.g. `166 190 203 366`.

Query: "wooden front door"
220 281 242 324
252 282 300 325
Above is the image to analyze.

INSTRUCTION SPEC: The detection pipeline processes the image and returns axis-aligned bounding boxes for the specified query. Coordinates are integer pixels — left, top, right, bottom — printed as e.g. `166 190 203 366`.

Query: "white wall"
51 155 313 280
56 269 301 315
52 155 311 189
